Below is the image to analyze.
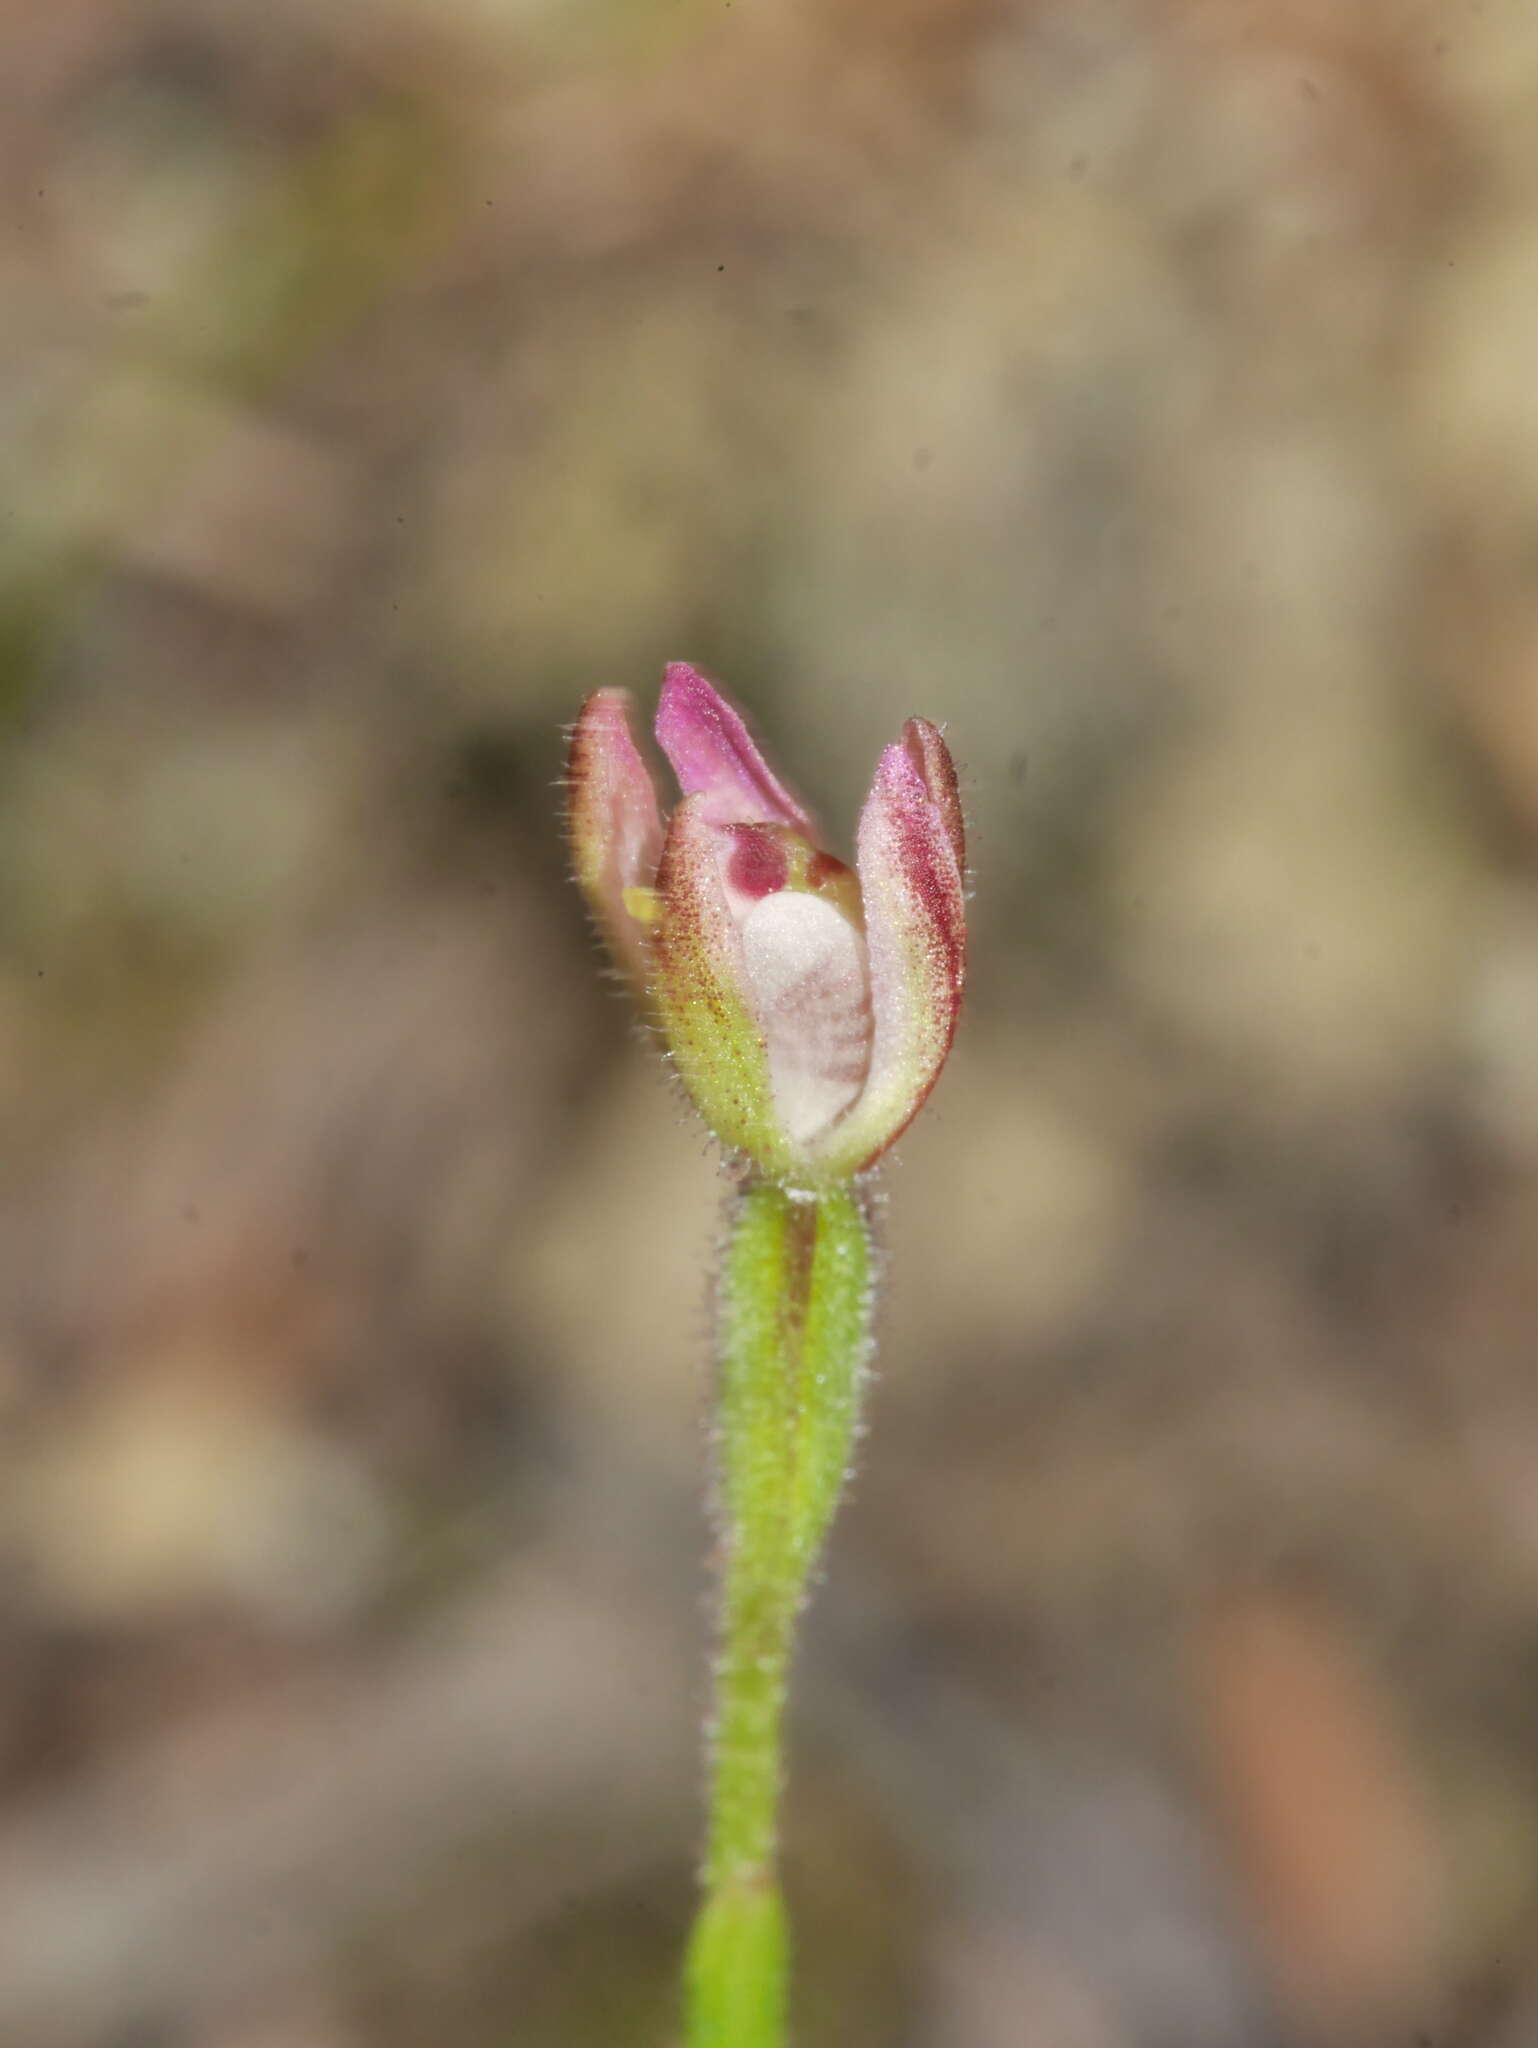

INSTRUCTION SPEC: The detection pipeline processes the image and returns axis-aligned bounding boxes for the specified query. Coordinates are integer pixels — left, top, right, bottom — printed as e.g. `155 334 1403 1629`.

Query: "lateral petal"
655 662 814 831
566 689 665 987
901 717 966 876
814 736 966 1175
653 795 785 1172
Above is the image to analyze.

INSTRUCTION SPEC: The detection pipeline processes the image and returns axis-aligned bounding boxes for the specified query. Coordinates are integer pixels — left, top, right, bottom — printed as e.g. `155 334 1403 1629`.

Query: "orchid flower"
568 662 965 1183
565 664 967 2048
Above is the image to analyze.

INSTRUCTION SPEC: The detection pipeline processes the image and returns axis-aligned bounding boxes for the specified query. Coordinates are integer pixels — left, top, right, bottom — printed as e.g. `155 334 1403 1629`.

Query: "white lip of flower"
739 891 871 1147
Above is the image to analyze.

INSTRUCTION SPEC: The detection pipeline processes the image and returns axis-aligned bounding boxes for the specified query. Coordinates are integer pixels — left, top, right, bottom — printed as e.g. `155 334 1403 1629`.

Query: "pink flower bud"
567 664 965 1181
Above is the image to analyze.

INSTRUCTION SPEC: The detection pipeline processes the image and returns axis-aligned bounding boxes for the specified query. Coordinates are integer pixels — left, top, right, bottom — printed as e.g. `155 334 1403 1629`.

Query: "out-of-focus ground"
1 2 1537 2043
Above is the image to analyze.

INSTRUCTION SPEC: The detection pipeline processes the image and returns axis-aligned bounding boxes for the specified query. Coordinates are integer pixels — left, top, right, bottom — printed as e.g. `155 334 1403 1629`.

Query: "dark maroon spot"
726 826 788 899
807 850 853 894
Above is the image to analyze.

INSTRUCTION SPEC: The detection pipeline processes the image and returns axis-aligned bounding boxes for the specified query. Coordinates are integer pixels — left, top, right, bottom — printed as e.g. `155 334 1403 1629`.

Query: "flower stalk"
687 1179 873 2046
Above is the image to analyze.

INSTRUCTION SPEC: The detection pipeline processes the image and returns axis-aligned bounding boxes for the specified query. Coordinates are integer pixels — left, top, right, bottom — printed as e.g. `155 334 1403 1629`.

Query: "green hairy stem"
684 1180 875 2048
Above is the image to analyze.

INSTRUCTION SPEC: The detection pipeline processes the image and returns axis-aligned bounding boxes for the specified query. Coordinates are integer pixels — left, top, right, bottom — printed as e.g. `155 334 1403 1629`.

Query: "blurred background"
1 1 1537 2043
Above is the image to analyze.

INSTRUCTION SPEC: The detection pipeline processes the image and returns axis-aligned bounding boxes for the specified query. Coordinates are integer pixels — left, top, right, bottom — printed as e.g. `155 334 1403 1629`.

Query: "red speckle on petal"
725 825 789 899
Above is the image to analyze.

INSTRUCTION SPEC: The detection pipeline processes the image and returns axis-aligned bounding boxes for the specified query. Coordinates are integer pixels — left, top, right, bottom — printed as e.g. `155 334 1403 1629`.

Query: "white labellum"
740 893 872 1146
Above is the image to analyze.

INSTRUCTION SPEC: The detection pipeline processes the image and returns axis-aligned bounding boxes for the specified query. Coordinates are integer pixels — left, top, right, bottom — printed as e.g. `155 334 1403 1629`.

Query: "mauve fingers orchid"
567 662 965 1183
